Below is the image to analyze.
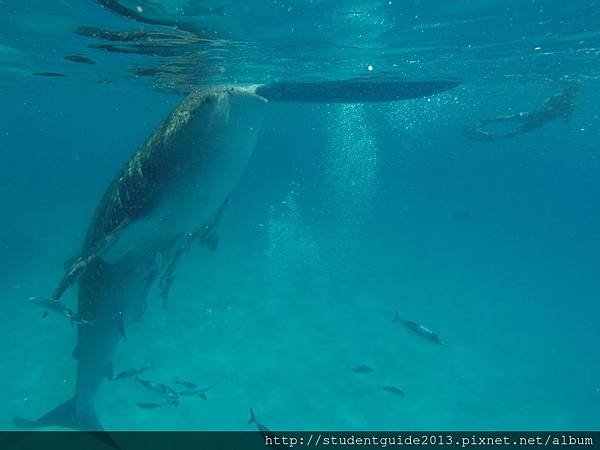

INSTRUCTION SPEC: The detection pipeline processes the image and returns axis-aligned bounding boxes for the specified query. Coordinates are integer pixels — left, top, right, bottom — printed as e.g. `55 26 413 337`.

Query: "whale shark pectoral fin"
254 79 463 103
53 252 107 300
52 257 90 300
53 220 133 300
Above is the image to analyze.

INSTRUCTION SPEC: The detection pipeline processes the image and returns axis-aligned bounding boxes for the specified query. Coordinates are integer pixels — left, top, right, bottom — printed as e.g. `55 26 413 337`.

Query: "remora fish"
29 297 89 326
14 79 460 432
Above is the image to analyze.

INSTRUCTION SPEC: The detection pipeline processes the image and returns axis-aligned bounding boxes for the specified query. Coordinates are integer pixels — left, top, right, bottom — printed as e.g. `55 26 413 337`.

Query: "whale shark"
14 79 461 432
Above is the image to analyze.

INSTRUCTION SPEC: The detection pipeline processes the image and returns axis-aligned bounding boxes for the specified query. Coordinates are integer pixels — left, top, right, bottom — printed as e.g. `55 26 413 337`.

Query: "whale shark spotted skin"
14 79 461 432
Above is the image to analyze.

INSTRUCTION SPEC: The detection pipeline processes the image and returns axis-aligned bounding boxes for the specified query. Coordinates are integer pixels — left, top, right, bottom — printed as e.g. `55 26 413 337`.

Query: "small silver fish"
378 385 405 396
179 387 210 400
175 378 197 389
63 54 96 65
394 312 445 345
136 377 179 405
111 366 153 380
346 363 374 374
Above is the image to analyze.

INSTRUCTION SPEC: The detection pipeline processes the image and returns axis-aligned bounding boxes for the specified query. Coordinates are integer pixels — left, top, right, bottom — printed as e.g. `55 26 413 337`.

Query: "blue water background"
0 0 599 430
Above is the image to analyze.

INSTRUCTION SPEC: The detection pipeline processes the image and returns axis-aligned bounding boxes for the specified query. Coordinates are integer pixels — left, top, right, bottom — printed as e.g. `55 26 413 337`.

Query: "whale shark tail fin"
13 397 100 430
248 407 257 425
14 398 119 448
254 79 462 104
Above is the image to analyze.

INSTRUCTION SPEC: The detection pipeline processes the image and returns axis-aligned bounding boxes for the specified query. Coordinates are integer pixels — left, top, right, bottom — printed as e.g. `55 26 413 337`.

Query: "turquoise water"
1 0 600 431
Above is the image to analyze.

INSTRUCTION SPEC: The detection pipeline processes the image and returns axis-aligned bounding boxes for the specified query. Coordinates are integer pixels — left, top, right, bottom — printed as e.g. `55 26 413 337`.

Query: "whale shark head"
202 85 268 137
171 85 268 181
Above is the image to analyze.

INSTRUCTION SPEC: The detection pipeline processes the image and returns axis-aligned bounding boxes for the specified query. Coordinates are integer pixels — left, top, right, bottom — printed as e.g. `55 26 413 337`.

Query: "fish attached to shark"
14 78 460 432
